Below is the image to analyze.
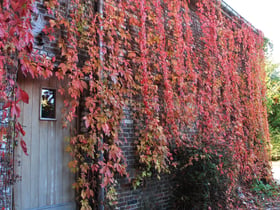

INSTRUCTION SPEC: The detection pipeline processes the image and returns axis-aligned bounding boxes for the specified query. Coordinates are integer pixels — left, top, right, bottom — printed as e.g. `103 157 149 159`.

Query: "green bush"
251 179 279 198
265 58 280 161
173 149 232 209
270 127 280 161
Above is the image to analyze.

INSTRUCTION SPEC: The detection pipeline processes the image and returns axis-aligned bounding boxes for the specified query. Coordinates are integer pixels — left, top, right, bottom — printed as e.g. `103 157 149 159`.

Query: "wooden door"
14 74 76 210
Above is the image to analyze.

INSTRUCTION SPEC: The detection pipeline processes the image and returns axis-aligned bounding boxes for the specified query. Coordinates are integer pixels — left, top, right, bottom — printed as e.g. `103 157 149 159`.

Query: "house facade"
0 0 270 209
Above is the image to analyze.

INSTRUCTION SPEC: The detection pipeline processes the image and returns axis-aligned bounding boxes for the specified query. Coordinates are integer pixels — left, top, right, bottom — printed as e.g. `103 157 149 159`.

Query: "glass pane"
40 88 56 120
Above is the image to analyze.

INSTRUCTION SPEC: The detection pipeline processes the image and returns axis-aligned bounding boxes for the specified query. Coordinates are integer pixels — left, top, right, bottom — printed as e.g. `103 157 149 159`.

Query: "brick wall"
0 114 13 210
116 175 173 210
0 73 17 210
116 108 174 209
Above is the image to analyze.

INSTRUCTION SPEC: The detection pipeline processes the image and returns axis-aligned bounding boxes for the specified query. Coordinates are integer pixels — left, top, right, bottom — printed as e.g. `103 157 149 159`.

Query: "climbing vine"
0 1 55 207
0 0 270 209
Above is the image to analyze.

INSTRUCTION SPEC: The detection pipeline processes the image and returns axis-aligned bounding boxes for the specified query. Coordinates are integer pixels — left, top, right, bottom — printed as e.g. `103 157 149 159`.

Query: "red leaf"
25 42 33 54
49 19 56 28
20 139 29 156
9 79 15 86
16 87 29 104
16 122 25 136
102 123 110 136
11 103 21 118
49 35 55 42
2 102 11 109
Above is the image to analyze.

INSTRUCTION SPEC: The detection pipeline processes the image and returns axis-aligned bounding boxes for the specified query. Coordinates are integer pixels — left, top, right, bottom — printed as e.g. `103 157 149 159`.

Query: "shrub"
173 148 232 209
269 127 280 161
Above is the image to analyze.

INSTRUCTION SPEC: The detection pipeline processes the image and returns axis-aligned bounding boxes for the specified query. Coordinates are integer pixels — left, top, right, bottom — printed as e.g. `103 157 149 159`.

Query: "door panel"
14 74 75 210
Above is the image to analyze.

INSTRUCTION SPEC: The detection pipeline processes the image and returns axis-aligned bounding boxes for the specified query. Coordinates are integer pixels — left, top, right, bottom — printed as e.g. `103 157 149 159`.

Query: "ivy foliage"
0 0 271 209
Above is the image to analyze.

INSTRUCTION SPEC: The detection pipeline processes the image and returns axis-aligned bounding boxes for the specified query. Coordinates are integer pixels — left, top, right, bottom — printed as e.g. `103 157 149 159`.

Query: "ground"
272 161 280 184
259 161 280 210
235 161 280 209
265 161 280 210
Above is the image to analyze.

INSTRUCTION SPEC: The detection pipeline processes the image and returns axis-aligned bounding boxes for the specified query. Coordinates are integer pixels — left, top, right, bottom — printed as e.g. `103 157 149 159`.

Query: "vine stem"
98 0 104 209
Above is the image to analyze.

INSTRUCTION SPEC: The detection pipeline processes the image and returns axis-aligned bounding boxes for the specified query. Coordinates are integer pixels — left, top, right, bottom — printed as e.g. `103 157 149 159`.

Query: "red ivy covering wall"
0 0 270 208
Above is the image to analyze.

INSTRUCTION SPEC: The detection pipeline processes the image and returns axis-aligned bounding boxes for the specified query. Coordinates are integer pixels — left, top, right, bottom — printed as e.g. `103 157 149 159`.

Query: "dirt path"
265 161 280 210
272 161 280 184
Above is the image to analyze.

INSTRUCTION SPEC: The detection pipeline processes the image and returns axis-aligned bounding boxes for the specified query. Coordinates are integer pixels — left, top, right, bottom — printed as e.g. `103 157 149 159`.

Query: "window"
40 88 56 120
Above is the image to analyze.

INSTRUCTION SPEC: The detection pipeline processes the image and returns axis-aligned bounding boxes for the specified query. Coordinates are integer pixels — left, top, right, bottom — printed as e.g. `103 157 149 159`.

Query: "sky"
224 0 280 63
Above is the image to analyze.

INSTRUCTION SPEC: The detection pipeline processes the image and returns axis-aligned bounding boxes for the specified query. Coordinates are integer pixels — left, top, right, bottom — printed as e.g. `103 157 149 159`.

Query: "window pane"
40 88 56 120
